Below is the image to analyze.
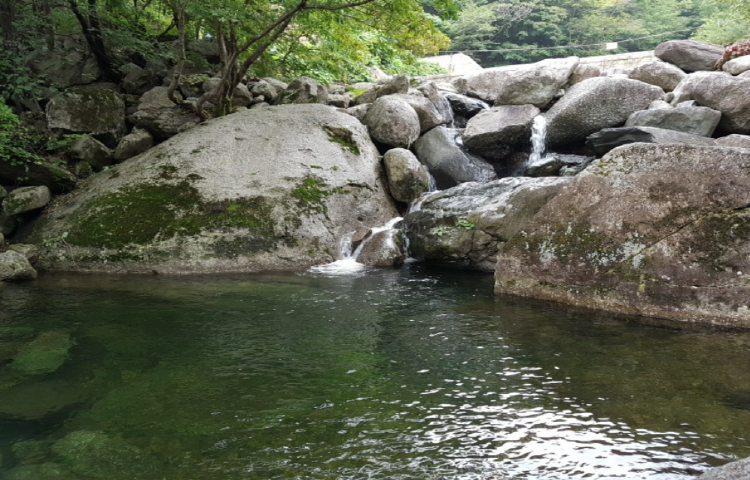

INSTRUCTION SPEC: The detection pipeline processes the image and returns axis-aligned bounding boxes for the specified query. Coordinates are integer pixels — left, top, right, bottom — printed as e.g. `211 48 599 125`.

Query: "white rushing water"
309 217 404 275
527 114 547 167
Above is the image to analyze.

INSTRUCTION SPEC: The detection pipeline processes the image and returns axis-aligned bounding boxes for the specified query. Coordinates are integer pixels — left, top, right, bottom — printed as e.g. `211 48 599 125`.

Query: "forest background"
0 0 748 165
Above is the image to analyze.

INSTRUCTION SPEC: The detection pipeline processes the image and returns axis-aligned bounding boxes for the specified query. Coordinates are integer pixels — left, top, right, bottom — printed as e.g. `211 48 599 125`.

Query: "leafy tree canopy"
438 0 746 67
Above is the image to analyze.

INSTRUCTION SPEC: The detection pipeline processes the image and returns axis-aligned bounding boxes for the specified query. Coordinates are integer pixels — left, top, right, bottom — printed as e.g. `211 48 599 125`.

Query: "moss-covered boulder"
46 86 127 147
2 186 52 217
495 143 750 328
405 177 569 271
26 104 398 274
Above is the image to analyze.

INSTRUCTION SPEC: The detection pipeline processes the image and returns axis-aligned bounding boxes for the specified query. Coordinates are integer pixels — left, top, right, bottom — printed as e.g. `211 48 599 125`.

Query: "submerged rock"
0 380 86 420
495 144 750 328
26 105 398 274
10 331 74 376
52 430 161 479
405 177 569 271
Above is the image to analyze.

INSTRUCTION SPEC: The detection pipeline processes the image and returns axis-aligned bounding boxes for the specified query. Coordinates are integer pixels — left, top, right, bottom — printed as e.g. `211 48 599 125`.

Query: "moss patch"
65 181 274 249
324 126 360 155
291 176 350 214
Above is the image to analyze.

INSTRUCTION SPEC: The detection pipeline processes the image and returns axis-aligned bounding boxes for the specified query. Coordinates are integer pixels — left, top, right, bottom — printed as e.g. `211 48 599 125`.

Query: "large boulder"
494 57 579 108
625 105 721 137
25 105 398 274
444 93 489 128
67 136 114 170
383 148 430 203
544 77 664 147
113 128 154 162
278 76 328 105
671 72 750 134
0 250 38 281
586 126 716 155
462 105 540 161
628 61 687 92
121 64 159 95
355 228 405 267
456 69 509 103
413 127 497 189
3 186 52 217
0 159 76 194
46 86 126 147
654 40 723 72
393 94 446 133
405 177 569 271
716 134 750 148
723 55 750 76
494 143 750 328
697 456 750 480
362 96 421 149
129 86 202 140
354 74 410 105
27 35 101 87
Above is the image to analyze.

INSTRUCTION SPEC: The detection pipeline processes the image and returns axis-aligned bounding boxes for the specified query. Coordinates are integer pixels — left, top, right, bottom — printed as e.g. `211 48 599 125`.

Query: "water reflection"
0 267 748 479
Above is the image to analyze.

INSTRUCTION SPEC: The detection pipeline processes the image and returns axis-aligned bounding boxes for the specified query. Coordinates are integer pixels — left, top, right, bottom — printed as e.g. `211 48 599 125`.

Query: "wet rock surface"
495 143 750 328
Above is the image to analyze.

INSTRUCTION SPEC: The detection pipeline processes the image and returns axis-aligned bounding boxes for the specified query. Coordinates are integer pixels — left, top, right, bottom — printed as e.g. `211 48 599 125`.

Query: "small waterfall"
427 173 438 193
309 217 404 275
527 114 547 167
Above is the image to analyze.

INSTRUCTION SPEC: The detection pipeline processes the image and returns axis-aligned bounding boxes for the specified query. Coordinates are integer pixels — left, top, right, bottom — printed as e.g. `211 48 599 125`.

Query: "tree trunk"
0 0 16 41
68 0 122 82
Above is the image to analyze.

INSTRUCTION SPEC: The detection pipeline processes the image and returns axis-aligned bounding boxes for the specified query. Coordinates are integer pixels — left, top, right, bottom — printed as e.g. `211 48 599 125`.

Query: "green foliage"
693 0 750 44
0 102 39 170
439 0 706 67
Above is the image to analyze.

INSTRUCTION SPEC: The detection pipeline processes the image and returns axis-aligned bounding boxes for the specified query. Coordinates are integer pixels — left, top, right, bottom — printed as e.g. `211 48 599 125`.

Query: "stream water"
1 266 750 479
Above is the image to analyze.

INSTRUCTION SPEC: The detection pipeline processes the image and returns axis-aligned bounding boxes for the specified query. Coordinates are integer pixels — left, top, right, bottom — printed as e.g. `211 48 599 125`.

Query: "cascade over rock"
495 144 750 328
405 177 569 271
25 105 398 274
544 77 664 147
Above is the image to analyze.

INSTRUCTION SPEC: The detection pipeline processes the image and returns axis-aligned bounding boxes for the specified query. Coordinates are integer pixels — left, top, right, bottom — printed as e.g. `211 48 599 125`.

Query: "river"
1 265 749 479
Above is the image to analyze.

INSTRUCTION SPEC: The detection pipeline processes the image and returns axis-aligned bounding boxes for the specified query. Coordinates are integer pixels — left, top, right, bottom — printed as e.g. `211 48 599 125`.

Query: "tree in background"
166 0 453 116
438 0 735 67
1 0 454 113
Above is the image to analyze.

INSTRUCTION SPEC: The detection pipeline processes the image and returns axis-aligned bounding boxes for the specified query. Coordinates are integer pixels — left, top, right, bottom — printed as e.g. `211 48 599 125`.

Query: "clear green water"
1 265 750 480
